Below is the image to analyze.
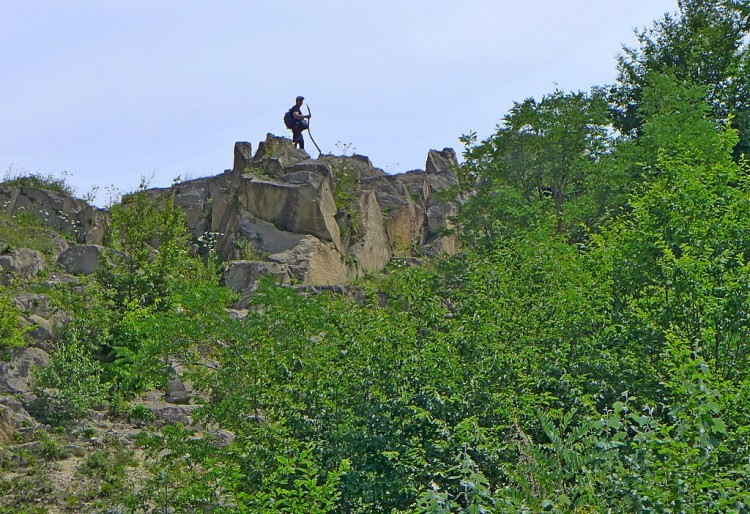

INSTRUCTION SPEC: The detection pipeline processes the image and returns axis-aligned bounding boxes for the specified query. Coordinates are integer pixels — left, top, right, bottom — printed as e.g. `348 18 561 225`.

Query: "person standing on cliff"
291 95 311 149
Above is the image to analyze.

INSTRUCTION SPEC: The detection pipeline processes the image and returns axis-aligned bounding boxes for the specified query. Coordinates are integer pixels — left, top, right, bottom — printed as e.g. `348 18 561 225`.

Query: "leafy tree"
98 188 194 310
458 89 613 245
611 0 750 157
596 81 750 381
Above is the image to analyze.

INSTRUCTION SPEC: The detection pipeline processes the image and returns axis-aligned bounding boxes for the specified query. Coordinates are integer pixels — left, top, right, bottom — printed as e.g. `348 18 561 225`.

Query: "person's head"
296 95 304 107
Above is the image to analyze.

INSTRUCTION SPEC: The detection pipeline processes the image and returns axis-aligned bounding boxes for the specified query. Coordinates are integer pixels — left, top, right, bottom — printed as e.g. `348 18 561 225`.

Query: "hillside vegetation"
2 1 750 512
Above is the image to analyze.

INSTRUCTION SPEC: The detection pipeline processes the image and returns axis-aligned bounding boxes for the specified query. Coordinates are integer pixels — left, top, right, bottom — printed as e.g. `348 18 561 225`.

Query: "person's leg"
293 128 305 149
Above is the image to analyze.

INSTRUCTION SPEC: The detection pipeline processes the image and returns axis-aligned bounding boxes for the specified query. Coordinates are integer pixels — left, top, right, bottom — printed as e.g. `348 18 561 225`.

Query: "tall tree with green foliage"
597 74 750 382
611 0 750 157
458 89 614 245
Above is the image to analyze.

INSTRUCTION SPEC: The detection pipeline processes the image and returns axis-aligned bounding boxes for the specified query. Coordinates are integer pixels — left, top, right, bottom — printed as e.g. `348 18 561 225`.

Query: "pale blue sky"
2 1 676 205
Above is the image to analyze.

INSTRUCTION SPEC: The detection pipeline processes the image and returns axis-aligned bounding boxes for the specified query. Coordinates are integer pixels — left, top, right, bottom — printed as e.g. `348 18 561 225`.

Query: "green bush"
31 339 107 425
0 290 30 350
128 404 156 422
80 447 137 496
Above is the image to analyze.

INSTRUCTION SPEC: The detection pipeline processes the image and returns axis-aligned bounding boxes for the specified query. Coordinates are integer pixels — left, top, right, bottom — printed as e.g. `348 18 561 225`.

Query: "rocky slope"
0 135 462 511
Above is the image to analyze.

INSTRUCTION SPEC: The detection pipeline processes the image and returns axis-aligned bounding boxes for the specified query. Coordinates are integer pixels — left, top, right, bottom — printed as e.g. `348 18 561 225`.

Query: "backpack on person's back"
283 109 296 129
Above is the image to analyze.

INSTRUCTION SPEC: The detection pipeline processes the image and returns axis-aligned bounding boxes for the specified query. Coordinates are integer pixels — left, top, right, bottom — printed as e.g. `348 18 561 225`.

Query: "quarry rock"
425 201 459 255
165 378 191 405
237 172 342 250
0 396 37 438
57 244 105 275
0 247 46 283
0 186 109 244
223 260 291 293
349 190 391 274
253 133 309 168
425 148 460 206
268 235 349 285
0 347 50 394
137 139 461 294
233 141 253 176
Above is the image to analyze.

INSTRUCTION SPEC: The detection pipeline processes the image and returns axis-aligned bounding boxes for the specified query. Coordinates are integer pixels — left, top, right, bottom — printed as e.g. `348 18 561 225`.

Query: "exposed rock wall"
0 135 461 303
0 186 109 245
155 134 461 297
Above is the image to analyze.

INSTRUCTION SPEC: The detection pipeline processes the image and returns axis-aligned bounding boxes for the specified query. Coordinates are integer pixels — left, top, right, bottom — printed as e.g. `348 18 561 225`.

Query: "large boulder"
0 408 14 449
320 154 384 183
0 347 50 394
223 260 291 293
172 181 212 237
0 247 46 284
425 202 459 255
12 293 58 323
238 217 307 255
348 191 391 274
362 173 426 256
268 236 348 285
0 396 37 443
252 133 309 169
233 141 253 176
237 171 342 251
398 170 430 203
425 148 460 206
57 244 105 275
12 292 70 349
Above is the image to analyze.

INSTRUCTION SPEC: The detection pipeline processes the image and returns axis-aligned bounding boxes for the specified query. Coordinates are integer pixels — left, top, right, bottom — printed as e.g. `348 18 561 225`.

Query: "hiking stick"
306 105 322 157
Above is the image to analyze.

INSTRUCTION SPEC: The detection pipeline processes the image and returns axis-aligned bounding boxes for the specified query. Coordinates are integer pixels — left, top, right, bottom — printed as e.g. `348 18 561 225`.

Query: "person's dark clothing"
291 105 307 149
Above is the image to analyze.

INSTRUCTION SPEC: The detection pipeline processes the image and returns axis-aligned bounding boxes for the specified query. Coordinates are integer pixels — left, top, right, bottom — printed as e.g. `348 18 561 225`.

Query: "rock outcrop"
0 248 47 285
0 186 109 245
0 136 461 306
151 135 461 300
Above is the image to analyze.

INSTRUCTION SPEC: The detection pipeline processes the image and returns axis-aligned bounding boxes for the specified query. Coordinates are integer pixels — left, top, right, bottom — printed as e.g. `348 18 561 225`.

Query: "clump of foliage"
99 188 194 309
79 446 138 498
0 209 65 257
0 290 31 350
31 338 107 425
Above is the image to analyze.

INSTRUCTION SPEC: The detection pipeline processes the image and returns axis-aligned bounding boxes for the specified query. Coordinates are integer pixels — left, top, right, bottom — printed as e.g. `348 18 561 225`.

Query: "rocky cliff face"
1 134 461 301
0 185 109 246
152 134 461 297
